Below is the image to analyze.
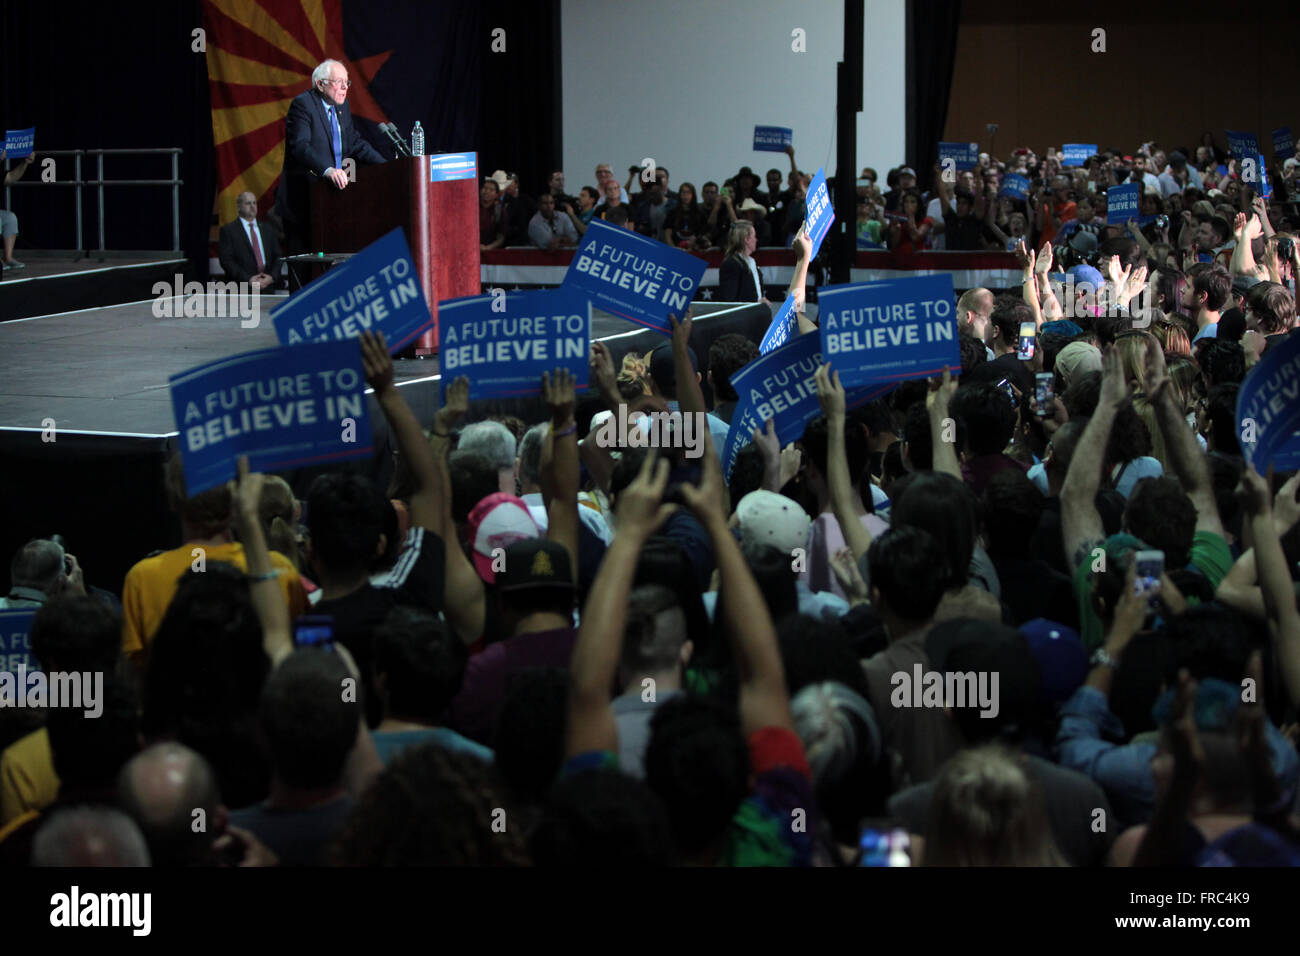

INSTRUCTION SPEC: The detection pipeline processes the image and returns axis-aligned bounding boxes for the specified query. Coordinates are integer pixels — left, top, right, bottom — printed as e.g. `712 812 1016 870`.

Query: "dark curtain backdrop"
906 0 962 174
477 0 562 203
0 0 214 268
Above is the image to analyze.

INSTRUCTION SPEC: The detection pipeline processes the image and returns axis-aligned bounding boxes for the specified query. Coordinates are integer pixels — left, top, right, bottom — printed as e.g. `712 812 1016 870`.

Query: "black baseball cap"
497 538 575 593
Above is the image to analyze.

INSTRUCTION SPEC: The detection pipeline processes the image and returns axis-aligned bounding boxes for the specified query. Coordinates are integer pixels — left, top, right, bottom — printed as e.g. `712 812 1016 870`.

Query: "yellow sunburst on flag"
203 0 392 226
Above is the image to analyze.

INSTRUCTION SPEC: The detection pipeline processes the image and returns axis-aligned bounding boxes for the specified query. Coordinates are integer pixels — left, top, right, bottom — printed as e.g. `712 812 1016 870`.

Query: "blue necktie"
327 105 342 170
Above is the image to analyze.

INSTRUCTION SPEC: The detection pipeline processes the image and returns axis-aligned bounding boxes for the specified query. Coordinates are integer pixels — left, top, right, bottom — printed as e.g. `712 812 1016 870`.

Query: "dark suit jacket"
218 217 281 283
274 90 387 239
717 254 764 301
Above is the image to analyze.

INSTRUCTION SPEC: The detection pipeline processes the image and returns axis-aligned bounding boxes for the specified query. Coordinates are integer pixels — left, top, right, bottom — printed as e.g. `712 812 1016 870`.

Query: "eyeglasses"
327 78 351 89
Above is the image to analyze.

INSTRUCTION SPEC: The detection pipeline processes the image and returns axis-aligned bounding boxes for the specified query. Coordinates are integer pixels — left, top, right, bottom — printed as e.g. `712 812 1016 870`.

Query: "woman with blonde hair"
1114 329 1160 392
717 220 766 303
923 744 1066 866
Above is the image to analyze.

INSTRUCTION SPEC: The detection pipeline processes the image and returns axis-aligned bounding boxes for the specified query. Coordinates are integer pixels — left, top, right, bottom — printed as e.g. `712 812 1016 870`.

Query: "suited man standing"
219 192 280 289
274 58 386 253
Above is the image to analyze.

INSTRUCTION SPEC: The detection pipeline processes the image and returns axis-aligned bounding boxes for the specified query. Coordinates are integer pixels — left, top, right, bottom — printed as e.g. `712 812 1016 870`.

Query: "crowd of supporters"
3 131 1300 867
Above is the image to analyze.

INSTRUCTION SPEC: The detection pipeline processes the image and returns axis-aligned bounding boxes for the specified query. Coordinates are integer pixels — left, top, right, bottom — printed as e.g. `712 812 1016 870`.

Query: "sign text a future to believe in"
817 273 959 390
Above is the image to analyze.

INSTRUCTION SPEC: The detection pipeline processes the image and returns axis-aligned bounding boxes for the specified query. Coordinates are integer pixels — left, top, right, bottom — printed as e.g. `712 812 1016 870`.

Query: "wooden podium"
310 156 479 355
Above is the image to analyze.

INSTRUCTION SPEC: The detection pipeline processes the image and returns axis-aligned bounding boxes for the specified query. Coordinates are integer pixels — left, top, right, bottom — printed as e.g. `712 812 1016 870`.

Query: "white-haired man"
274 59 387 252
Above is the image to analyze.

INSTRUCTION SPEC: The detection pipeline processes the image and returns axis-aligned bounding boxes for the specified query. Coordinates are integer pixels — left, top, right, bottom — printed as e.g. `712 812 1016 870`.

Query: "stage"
0 296 770 597
0 254 192 323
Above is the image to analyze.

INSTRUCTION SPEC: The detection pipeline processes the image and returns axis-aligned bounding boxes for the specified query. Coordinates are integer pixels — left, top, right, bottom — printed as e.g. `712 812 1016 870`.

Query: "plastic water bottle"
411 122 424 157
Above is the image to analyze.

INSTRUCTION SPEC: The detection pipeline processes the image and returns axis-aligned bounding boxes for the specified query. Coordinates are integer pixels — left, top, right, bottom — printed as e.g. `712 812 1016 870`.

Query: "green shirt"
1074 530 1233 650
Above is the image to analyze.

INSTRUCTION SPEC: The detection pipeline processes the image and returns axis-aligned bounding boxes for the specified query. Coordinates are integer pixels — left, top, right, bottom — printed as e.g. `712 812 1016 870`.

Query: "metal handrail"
3 147 183 253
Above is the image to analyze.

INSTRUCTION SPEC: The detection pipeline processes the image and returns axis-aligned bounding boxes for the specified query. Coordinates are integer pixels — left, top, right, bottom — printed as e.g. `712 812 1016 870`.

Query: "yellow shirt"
0 728 56 824
122 542 307 657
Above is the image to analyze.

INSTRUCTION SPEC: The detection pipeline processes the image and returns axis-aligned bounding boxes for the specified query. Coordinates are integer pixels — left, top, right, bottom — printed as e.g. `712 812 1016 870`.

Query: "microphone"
379 123 408 158
383 123 413 158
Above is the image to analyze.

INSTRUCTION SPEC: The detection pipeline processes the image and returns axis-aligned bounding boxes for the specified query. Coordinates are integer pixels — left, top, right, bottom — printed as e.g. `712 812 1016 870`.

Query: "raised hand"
1110 562 1150 641
1232 211 1248 240
1034 240 1053 275
1142 333 1169 399
542 367 576 426
1099 345 1129 409
753 416 780 466
590 341 617 397
829 547 869 604
1104 253 1129 288
227 454 266 534
359 330 394 394
1235 463 1272 519
1013 238 1033 274
434 376 469 435
926 365 958 415
1274 471 1300 533
813 363 846 419
614 450 676 540
669 309 693 353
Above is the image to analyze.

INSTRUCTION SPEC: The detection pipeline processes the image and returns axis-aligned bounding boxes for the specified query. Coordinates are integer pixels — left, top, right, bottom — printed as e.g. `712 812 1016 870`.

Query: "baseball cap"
1168 151 1187 168
1068 264 1105 289
466 492 540 584
735 491 811 556
899 166 917 178
1231 274 1261 295
1054 341 1103 385
648 342 697 392
1068 230 1100 254
496 538 574 594
1019 619 1088 703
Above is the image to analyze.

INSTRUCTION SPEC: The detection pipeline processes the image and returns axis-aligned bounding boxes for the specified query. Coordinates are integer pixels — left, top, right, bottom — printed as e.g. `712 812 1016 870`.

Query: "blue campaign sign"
1106 183 1141 225
1226 129 1259 160
562 217 705 334
1237 331 1300 472
0 610 38 673
4 128 35 158
753 126 793 152
170 339 374 495
438 288 590 401
1273 127 1295 161
1061 144 1096 167
429 151 477 183
271 227 431 351
1259 155 1274 199
938 141 979 171
759 294 799 355
721 333 881 478
804 167 835 260
999 174 1030 199
817 274 960 391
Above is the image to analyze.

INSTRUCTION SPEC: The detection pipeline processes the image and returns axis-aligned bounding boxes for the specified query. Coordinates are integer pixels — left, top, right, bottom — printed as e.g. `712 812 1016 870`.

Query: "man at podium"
274 58 387 254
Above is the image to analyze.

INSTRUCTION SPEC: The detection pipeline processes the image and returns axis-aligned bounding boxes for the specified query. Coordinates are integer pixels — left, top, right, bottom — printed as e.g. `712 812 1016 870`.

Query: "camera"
1280 237 1295 261
1154 215 1168 229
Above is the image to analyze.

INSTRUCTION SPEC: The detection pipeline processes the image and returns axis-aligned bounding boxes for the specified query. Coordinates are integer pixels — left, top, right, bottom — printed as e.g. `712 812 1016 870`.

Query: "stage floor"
0 255 180 283
0 297 767 436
